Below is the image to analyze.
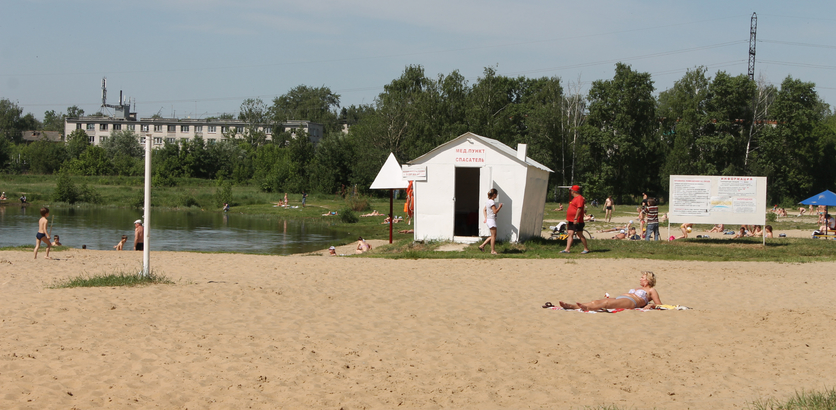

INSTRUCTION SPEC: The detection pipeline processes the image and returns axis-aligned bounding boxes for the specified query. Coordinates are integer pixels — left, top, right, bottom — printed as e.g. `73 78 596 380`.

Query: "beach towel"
544 304 691 313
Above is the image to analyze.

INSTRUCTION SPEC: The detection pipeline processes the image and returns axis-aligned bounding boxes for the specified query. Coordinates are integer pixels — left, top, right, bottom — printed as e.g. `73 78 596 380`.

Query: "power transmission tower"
748 13 757 81
745 12 758 167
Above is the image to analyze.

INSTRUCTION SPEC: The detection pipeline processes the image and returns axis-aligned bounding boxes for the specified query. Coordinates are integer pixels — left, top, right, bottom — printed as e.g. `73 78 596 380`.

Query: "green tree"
64 145 112 176
658 67 711 178
237 98 270 147
66 105 85 118
66 128 91 159
43 110 66 132
0 99 25 142
24 140 67 174
101 130 143 159
583 63 658 201
751 76 822 202
270 85 341 132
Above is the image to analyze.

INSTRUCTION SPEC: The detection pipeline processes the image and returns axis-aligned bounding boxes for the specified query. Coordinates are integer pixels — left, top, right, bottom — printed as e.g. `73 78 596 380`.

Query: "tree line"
1 64 835 205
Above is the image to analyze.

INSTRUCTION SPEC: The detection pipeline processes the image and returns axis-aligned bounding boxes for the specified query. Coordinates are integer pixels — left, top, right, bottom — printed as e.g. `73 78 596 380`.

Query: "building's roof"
66 116 321 127
21 131 62 142
408 132 553 173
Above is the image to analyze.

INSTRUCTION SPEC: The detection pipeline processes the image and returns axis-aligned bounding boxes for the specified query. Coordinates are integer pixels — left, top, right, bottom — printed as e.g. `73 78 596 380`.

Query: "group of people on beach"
32 207 145 258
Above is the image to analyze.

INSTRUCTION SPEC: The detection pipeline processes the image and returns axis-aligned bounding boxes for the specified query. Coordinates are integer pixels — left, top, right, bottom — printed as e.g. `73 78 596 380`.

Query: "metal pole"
389 189 394 244
143 135 151 276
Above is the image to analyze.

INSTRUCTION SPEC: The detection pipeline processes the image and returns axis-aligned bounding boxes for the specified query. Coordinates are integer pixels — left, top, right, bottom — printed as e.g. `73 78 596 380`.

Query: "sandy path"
2 249 835 409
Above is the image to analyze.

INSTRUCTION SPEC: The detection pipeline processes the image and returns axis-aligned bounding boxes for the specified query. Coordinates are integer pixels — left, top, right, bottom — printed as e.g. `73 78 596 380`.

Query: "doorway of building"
454 167 481 237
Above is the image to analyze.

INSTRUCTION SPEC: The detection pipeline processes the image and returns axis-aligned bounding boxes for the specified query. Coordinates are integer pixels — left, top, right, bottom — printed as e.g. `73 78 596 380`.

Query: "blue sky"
2 0 835 120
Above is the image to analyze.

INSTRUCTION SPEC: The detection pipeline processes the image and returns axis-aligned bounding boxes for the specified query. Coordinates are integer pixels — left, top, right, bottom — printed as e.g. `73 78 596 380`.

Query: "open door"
479 167 492 237
454 167 481 237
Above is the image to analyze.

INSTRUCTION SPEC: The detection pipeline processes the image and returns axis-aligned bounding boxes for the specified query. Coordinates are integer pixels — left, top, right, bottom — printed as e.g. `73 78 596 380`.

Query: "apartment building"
64 117 325 146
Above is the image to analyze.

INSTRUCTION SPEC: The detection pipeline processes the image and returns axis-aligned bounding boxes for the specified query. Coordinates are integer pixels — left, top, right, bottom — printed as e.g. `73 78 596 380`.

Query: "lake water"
0 205 347 255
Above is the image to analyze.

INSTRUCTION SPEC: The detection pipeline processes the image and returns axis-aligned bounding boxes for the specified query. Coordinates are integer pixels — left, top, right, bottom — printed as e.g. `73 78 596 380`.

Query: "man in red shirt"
562 185 591 254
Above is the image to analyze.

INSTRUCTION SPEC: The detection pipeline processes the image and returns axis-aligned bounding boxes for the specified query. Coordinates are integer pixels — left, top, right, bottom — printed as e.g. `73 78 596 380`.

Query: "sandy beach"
2 248 835 409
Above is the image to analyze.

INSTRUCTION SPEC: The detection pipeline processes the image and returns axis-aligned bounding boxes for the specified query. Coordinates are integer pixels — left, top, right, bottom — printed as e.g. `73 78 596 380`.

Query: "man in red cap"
561 185 591 254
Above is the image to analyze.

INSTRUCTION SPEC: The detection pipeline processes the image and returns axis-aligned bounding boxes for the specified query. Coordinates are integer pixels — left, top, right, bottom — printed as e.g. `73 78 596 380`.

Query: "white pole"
143 135 151 276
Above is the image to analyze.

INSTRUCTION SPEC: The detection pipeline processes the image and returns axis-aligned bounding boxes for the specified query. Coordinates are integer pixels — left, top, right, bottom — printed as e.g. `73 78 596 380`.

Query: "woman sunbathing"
558 271 661 311
360 210 383 217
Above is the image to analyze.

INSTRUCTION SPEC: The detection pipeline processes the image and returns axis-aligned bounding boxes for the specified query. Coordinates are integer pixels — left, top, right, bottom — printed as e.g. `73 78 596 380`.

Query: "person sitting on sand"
328 246 337 256
765 225 774 238
557 271 661 311
731 226 749 239
750 225 763 237
707 224 725 233
53 235 62 246
381 215 403 224
360 210 383 217
114 235 128 250
675 223 694 239
356 237 371 254
778 208 787 217
819 214 836 233
598 220 633 233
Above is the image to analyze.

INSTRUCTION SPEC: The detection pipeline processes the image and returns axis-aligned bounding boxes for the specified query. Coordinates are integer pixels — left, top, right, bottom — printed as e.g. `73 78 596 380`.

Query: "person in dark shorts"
134 219 144 251
34 207 52 259
561 185 590 254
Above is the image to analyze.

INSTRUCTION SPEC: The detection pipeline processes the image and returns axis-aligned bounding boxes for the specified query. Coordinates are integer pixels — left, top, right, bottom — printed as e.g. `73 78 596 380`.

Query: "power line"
759 39 836 50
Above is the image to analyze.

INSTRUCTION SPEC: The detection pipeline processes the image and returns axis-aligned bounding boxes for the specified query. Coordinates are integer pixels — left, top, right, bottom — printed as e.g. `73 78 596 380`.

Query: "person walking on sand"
478 188 504 255
134 220 144 251
34 207 52 259
561 185 590 254
604 196 614 222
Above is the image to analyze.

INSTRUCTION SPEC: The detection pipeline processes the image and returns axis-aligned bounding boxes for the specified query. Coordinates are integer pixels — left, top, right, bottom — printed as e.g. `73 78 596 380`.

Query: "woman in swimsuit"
558 271 661 311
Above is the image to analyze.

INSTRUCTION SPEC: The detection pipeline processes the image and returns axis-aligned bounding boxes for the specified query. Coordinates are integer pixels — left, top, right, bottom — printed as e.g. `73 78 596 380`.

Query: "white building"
406 132 552 243
64 117 325 147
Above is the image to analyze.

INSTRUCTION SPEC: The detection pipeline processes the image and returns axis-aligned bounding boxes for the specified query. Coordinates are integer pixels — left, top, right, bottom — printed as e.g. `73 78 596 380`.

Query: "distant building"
21 131 63 143
63 117 324 147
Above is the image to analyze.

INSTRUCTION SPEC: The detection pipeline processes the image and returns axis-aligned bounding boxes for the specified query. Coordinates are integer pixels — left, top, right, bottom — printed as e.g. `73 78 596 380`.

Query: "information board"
668 175 767 225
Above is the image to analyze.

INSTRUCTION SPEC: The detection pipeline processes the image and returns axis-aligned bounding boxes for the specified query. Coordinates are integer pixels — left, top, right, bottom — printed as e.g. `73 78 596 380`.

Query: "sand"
2 248 836 409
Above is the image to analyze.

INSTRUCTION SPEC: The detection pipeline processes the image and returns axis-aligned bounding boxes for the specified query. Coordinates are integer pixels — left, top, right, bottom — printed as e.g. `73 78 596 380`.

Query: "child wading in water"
114 235 128 250
34 207 52 259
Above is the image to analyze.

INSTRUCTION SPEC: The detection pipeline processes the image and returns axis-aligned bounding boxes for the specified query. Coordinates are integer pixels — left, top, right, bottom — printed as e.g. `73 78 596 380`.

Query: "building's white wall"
519 167 550 241
414 164 455 241
64 118 321 147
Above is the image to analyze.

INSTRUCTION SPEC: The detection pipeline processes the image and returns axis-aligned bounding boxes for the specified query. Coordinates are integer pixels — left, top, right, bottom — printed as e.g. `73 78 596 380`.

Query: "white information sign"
402 165 427 181
668 175 767 225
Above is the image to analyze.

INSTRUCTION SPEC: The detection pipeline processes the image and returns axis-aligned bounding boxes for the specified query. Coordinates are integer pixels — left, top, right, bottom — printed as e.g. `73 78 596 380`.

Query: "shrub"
766 212 777 223
215 176 233 207
339 208 359 223
181 196 200 208
53 171 79 204
345 195 370 212
78 183 103 204
152 172 177 187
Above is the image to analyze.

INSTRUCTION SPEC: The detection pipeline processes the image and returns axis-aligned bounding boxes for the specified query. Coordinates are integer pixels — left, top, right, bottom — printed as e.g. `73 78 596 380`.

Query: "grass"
49 269 173 288
749 388 836 410
365 235 836 263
